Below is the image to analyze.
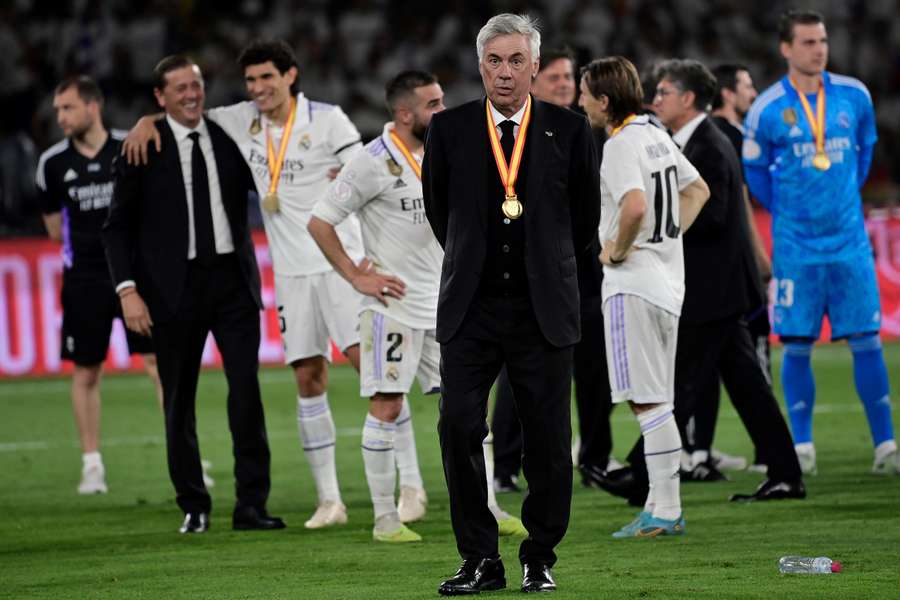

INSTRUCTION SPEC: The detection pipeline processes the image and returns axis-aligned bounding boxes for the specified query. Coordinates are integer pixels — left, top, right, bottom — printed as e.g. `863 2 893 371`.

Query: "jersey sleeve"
34 155 61 214
311 152 382 226
742 106 775 207
602 139 644 205
673 146 700 190
205 102 253 141
326 107 363 164
855 83 878 149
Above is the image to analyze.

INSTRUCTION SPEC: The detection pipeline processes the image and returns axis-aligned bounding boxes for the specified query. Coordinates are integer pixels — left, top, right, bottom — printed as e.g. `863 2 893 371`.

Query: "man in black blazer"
423 14 601 595
103 55 284 533
613 59 804 503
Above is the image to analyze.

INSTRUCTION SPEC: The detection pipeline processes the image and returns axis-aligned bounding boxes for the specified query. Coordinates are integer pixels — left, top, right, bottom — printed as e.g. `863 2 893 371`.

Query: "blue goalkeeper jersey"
742 72 877 265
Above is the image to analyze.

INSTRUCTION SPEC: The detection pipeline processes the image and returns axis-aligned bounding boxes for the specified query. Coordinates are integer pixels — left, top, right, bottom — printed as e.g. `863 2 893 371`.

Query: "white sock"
82 451 102 468
482 431 510 520
297 394 341 503
393 396 424 490
639 404 682 521
362 413 398 522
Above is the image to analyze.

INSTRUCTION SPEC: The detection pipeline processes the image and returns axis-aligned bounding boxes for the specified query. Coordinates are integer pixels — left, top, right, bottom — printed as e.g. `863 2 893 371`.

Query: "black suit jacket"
103 117 262 322
423 97 601 347
680 116 756 325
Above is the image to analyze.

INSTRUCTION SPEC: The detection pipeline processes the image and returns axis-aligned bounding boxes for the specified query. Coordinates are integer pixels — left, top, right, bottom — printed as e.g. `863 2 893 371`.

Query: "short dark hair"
656 58 717 112
54 75 104 106
580 56 643 127
384 70 438 114
153 55 198 90
539 47 574 72
238 40 300 95
778 9 825 43
711 63 748 110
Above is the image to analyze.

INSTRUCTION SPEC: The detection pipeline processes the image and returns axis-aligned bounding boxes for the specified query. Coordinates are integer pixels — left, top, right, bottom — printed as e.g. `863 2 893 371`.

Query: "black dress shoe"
179 512 209 534
730 479 807 502
521 562 556 593
682 460 728 482
494 474 521 493
590 466 648 507
232 506 286 530
438 557 506 596
579 463 606 488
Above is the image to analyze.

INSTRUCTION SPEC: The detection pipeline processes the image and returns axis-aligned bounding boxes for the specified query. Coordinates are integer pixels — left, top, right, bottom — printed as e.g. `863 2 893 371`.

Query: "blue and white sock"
782 341 816 444
393 396 424 490
639 404 682 521
297 393 341 503
849 335 894 447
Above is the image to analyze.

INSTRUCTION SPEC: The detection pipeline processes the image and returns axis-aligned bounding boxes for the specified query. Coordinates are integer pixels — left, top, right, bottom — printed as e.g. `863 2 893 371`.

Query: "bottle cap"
831 561 842 573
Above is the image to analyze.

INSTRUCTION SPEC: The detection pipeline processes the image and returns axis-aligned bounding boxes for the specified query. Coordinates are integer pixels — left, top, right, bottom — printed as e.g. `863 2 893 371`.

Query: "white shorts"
275 271 363 364
603 293 679 405
359 310 441 397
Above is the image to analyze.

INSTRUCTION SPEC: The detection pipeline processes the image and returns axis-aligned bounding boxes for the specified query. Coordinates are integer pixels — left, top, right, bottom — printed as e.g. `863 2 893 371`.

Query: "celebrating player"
579 56 709 537
743 9 897 474
36 76 164 495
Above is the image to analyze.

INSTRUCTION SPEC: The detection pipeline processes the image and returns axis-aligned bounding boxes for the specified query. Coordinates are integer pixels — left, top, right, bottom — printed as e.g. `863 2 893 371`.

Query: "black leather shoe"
730 479 807 502
232 506 286 530
590 466 648 507
179 512 209 534
494 474 521 493
521 562 556 593
682 460 728 482
438 557 506 596
579 463 606 488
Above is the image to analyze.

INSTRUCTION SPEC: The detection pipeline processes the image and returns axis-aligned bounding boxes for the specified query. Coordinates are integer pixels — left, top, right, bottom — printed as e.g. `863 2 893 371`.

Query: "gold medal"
812 152 831 171
263 97 297 215
502 195 523 219
788 78 829 173
386 158 403 177
262 192 280 214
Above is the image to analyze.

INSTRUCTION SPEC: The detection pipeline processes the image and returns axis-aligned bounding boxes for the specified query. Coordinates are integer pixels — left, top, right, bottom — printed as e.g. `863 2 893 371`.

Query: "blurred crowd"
2 0 899 236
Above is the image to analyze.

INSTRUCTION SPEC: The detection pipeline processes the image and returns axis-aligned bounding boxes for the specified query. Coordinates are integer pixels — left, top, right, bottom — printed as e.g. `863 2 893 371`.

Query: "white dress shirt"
166 115 235 259
489 98 528 141
671 112 707 149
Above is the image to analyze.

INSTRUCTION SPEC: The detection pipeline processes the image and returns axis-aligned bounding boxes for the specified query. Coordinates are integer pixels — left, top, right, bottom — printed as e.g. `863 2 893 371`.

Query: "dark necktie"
188 131 216 264
499 120 516 163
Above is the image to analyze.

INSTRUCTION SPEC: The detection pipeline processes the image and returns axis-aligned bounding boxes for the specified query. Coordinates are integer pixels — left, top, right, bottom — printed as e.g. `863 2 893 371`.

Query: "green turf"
1 344 899 599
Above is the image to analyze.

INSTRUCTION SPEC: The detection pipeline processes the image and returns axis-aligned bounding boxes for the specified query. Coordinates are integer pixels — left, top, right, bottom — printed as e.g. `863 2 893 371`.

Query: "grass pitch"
1 344 899 599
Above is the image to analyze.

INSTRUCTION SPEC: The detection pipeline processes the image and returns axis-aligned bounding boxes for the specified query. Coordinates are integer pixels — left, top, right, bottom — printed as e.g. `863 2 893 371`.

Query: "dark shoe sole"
437 578 506 596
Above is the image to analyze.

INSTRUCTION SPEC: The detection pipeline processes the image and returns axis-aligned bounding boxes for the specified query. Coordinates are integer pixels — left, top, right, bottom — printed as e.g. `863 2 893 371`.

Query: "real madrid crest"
782 108 798 126
299 133 312 150
386 158 403 177
249 117 261 135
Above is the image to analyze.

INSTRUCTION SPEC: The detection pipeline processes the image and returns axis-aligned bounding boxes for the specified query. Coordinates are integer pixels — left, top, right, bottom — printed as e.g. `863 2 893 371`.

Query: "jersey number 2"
648 166 680 243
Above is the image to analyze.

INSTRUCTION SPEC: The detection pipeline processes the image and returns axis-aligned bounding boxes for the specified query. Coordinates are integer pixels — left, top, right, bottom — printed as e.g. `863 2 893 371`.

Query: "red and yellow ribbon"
486 96 532 200
265 97 297 195
788 78 828 165
388 129 421 180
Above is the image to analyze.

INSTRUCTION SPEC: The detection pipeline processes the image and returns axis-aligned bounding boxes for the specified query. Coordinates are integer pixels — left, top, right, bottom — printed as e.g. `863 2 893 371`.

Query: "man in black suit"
423 14 601 595
613 59 804 502
103 55 284 533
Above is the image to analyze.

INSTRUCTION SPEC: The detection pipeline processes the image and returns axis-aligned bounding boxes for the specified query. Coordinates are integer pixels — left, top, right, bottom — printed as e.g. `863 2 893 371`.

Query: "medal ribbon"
265 97 297 196
486 95 532 199
610 113 637 138
388 129 421 180
788 78 826 157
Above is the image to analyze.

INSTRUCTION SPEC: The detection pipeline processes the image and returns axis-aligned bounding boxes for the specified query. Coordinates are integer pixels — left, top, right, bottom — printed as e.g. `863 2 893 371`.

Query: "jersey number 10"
648 166 681 243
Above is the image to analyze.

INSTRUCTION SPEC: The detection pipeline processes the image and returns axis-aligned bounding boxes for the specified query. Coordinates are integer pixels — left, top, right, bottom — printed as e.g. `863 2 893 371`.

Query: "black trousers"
627 315 800 484
439 295 573 565
688 304 772 463
492 294 613 476
152 255 271 515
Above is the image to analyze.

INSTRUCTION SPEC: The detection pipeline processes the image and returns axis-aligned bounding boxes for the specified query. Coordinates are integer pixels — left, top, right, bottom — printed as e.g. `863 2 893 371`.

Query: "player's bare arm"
122 113 164 165
307 215 406 306
600 188 646 266
42 212 62 242
743 189 772 281
678 176 711 233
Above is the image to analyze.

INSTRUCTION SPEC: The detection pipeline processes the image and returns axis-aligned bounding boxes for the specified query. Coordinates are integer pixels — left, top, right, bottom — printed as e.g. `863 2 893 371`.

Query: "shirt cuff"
115 280 136 294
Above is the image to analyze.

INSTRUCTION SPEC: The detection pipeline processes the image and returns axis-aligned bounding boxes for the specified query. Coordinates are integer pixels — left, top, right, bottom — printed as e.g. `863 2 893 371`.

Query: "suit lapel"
158 121 190 237
472 99 490 232
681 116 708 161
524 96 547 223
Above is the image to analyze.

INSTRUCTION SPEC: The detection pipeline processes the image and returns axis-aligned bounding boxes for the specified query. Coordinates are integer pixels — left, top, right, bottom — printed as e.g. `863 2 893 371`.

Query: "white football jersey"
207 93 365 276
311 122 442 330
599 115 700 316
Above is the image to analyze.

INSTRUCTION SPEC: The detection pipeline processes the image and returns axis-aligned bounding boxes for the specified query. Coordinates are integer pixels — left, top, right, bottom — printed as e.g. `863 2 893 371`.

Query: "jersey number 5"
648 166 681 243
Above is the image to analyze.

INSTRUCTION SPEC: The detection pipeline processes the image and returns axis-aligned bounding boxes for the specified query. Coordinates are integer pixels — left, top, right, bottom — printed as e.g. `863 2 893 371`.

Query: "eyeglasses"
654 87 681 99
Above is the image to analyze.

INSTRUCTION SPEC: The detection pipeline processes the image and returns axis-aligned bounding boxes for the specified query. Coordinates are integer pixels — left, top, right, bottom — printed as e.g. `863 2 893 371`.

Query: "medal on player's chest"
789 77 830 171
263 97 298 213
387 128 422 181
486 96 531 220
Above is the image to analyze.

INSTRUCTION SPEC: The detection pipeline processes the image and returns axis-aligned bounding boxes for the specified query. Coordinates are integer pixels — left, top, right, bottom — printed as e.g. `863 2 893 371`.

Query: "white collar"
671 112 706 148
488 97 528 127
166 114 208 142
261 92 308 129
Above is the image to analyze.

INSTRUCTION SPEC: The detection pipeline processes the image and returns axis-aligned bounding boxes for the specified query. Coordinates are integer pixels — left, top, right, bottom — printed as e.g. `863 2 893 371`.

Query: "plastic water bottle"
778 556 842 574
